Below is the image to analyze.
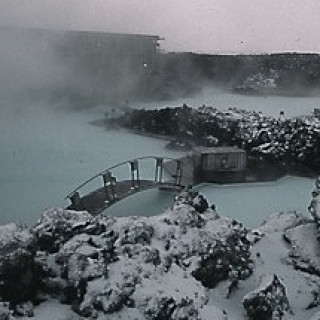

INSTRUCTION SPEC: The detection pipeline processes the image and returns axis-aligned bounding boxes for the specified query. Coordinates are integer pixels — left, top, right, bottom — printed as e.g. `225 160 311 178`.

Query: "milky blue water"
134 87 320 118
0 91 319 227
195 176 314 228
0 103 184 226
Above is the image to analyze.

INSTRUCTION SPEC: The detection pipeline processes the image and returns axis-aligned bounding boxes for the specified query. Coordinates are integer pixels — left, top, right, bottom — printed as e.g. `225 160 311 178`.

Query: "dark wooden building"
57 30 161 77
193 147 247 182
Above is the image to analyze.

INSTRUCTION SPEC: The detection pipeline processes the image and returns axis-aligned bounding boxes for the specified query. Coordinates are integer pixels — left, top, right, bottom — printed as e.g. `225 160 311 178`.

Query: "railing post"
110 176 117 200
174 160 183 186
130 160 140 189
102 171 112 201
102 171 117 202
155 158 164 183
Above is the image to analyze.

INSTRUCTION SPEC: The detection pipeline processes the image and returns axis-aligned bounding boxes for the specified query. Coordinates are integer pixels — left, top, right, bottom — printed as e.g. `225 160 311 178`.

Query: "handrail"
66 156 180 199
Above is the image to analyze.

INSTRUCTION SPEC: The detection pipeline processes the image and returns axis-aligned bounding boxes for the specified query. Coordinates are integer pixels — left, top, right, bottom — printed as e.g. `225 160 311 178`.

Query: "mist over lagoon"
1 89 318 227
1 25 320 228
1 3 320 318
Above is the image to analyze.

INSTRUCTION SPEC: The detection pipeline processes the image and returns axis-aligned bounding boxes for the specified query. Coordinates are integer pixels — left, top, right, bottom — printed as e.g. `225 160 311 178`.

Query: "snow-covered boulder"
284 223 320 277
35 226 117 305
29 191 253 319
243 274 290 320
33 208 105 252
144 296 199 320
14 301 34 317
0 302 15 320
174 189 209 214
0 223 37 304
308 177 320 241
256 211 306 235
192 225 252 289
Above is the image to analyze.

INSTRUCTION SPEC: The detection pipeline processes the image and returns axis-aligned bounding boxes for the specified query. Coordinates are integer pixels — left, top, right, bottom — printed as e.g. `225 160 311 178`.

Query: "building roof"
0 26 161 41
194 146 246 154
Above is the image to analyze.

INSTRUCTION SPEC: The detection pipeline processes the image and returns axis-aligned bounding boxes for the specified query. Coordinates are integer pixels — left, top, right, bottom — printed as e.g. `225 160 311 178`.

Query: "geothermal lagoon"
1 89 319 227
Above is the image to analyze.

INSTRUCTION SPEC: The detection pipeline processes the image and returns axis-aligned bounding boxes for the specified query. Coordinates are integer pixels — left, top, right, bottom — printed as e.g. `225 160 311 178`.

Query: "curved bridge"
66 156 187 215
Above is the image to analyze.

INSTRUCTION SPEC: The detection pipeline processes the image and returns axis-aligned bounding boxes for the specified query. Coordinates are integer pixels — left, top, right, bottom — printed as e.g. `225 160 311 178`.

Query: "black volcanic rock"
192 227 252 289
0 224 37 305
308 177 320 242
243 274 290 320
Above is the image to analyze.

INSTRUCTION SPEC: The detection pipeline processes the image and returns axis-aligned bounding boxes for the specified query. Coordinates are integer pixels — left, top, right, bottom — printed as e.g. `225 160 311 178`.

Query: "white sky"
1 0 320 54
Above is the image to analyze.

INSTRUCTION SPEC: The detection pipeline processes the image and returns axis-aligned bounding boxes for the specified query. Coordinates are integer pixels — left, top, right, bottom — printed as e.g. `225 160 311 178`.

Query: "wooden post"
69 191 82 210
130 160 139 189
174 160 183 186
160 160 163 183
136 161 140 188
102 171 112 201
110 176 117 200
155 158 163 183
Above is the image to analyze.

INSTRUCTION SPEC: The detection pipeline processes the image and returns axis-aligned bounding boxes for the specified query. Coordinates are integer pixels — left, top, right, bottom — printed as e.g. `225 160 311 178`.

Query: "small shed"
193 146 247 182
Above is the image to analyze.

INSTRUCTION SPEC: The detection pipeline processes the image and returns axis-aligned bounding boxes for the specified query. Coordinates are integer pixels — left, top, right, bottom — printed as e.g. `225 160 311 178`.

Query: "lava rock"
14 301 34 317
145 296 198 320
33 208 93 252
192 228 252 288
308 178 320 242
284 223 320 277
79 281 135 316
0 302 15 320
243 274 290 320
118 221 154 246
0 223 37 304
175 189 209 214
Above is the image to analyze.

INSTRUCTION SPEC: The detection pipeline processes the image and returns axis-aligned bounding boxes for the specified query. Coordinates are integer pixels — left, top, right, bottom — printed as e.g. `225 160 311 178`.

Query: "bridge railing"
66 156 183 208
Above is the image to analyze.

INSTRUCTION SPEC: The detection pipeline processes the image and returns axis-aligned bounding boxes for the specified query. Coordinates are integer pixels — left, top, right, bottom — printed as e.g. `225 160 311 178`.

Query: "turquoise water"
134 87 320 118
195 176 314 228
0 91 319 226
101 176 314 228
0 104 184 226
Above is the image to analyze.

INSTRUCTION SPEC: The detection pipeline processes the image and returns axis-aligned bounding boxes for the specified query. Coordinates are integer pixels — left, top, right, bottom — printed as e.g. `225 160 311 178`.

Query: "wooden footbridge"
66 156 193 215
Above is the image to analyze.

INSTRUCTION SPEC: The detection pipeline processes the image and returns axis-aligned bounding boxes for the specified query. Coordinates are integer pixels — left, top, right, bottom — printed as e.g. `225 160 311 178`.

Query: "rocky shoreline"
96 104 320 178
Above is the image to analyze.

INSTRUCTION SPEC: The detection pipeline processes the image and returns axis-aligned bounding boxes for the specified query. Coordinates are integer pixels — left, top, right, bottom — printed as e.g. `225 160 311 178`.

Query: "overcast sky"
1 0 320 54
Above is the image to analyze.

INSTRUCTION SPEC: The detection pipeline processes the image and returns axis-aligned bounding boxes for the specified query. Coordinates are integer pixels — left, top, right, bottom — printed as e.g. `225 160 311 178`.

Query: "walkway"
66 156 188 215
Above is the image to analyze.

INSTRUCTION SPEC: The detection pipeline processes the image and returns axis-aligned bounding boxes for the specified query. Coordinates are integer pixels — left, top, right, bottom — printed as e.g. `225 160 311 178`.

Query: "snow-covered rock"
284 223 320 277
2 189 320 319
256 211 306 235
192 225 252 289
308 177 320 241
243 274 290 320
14 302 34 317
33 208 98 252
0 223 37 304
27 191 253 319
0 302 15 320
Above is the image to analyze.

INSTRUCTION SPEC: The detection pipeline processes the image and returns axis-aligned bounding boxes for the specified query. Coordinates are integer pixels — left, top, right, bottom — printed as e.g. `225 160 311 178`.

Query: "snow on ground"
1 189 320 319
209 217 320 319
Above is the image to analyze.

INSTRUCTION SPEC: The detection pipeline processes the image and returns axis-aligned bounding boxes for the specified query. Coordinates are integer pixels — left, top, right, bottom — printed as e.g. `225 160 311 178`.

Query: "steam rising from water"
0 27 150 112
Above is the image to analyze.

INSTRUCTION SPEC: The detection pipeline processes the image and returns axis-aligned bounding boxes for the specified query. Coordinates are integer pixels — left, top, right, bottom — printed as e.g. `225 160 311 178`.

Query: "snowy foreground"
1 190 320 319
